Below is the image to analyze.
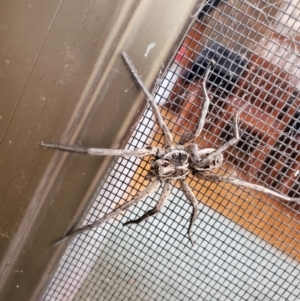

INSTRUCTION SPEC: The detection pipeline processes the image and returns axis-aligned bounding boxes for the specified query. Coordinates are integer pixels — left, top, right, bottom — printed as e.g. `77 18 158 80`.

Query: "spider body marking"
39 52 300 246
146 146 222 182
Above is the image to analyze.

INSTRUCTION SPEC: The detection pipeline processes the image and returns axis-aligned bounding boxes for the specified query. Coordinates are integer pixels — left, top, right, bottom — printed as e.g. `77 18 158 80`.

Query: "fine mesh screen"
43 1 300 300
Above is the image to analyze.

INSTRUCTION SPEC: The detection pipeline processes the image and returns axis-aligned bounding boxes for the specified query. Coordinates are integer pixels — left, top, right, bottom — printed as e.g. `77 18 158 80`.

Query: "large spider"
40 52 300 246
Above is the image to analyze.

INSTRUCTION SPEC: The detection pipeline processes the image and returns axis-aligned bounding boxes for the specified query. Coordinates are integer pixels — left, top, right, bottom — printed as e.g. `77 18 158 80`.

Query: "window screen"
43 1 300 300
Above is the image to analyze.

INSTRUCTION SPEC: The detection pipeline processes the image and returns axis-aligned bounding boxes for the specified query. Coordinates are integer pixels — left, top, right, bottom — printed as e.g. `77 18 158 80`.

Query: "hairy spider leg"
197 102 248 169
179 60 214 145
122 52 173 148
194 174 300 204
38 142 161 158
123 180 172 225
53 180 161 245
179 179 200 246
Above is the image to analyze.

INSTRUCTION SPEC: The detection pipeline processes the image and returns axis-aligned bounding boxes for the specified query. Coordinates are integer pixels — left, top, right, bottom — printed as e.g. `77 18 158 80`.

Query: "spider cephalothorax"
40 52 300 246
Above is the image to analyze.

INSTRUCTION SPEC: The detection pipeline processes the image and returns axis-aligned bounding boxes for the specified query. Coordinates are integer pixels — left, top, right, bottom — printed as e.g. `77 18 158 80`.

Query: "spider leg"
197 102 248 168
124 180 172 225
195 173 300 203
38 142 162 158
179 179 199 246
179 60 214 145
122 52 173 148
53 179 161 245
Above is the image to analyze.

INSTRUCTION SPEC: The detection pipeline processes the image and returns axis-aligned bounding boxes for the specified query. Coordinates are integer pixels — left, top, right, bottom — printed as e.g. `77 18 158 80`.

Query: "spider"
39 52 300 246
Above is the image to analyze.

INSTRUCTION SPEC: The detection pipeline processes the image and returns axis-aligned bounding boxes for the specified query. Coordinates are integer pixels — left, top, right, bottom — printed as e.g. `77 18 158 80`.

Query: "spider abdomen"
194 148 223 172
183 143 222 172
